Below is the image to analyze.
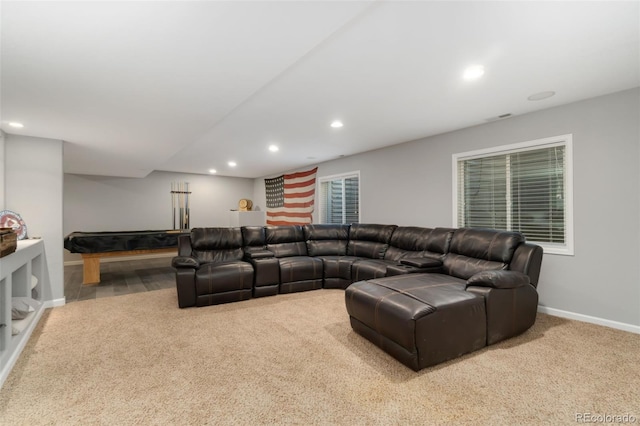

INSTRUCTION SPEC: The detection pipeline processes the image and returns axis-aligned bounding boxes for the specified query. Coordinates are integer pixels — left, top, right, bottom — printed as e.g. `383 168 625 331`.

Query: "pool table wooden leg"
79 248 176 285
81 254 101 285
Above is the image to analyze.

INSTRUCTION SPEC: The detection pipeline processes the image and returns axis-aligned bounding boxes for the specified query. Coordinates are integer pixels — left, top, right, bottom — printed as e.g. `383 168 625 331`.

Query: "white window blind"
319 172 360 224
454 135 573 255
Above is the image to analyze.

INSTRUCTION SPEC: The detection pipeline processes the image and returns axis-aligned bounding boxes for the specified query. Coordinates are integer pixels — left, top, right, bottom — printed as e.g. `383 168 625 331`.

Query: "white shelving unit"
229 211 266 227
0 239 47 388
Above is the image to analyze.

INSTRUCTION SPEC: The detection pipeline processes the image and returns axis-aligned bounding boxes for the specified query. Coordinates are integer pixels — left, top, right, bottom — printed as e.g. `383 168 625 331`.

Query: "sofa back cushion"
265 225 308 258
347 224 397 259
190 227 244 263
443 228 525 279
242 226 267 254
426 227 455 254
384 227 454 261
304 224 350 256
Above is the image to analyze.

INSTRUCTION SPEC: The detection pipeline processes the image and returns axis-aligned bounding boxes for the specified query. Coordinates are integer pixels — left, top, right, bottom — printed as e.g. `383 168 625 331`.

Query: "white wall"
254 88 640 328
64 170 255 260
0 131 4 209
5 135 64 303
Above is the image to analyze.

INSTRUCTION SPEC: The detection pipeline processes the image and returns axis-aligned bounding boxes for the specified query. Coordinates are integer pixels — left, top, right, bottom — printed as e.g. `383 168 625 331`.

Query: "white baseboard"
538 305 640 334
64 252 175 266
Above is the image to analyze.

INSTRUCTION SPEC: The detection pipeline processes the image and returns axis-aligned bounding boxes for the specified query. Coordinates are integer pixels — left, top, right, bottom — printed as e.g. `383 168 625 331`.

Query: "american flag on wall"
265 167 318 225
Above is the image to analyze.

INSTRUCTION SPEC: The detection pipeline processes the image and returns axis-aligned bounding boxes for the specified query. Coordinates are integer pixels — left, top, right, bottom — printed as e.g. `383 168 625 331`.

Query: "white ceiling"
2 1 638 179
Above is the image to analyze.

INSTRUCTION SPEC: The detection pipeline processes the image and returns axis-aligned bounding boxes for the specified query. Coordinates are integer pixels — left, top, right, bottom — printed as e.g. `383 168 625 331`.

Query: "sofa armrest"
466 281 538 345
400 258 442 268
172 256 198 308
510 242 543 288
244 250 275 259
466 270 530 289
177 235 193 257
171 256 200 269
175 268 197 308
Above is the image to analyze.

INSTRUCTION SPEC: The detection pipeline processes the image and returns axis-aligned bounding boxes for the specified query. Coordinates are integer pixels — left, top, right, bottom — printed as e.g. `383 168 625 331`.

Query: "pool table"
64 230 190 284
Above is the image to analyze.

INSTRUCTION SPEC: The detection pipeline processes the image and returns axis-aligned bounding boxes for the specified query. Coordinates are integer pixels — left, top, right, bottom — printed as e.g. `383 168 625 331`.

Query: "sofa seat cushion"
351 259 397 281
318 254 360 289
278 256 323 284
345 273 486 371
195 261 253 295
317 256 360 280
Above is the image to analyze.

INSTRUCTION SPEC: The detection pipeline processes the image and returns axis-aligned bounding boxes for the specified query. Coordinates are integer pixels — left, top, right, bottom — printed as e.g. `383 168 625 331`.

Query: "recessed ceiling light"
330 120 343 128
228 161 237 167
8 122 24 128
528 91 556 101
208 169 217 174
268 145 279 152
463 65 485 81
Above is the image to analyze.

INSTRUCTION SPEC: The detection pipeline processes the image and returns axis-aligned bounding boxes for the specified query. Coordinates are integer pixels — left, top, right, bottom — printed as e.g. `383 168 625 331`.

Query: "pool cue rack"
170 182 191 230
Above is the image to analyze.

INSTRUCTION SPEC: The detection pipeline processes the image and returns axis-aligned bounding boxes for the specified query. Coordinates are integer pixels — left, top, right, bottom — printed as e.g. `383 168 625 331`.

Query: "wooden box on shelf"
0 229 17 258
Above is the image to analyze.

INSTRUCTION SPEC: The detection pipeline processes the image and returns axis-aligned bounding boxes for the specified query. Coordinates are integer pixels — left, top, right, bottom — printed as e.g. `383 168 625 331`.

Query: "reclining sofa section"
171 224 543 371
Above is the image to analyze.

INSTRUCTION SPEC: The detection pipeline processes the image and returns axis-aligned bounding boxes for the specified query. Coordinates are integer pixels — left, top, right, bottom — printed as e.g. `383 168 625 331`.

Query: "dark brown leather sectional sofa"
171 224 543 370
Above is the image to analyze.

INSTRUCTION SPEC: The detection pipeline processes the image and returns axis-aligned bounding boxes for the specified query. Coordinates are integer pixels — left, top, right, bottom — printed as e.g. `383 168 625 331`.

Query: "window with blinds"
453 135 573 255
319 172 360 224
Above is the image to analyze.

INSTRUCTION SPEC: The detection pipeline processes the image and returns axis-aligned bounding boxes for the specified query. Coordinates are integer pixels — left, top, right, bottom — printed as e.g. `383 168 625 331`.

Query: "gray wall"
5 135 64 303
64 170 255 261
254 88 640 328
0 131 4 209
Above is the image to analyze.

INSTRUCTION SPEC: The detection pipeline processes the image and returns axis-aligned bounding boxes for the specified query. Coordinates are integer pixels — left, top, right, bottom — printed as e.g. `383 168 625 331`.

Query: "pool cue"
181 182 184 229
174 182 178 230
171 182 176 229
175 182 179 230
185 182 190 229
181 182 185 230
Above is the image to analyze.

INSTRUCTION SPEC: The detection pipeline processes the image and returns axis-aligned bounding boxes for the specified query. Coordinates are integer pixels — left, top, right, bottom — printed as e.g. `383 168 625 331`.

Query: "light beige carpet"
1 288 638 425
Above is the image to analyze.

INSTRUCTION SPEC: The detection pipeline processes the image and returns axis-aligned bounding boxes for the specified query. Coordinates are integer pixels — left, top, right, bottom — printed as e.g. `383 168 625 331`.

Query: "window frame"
317 171 361 225
452 134 574 256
